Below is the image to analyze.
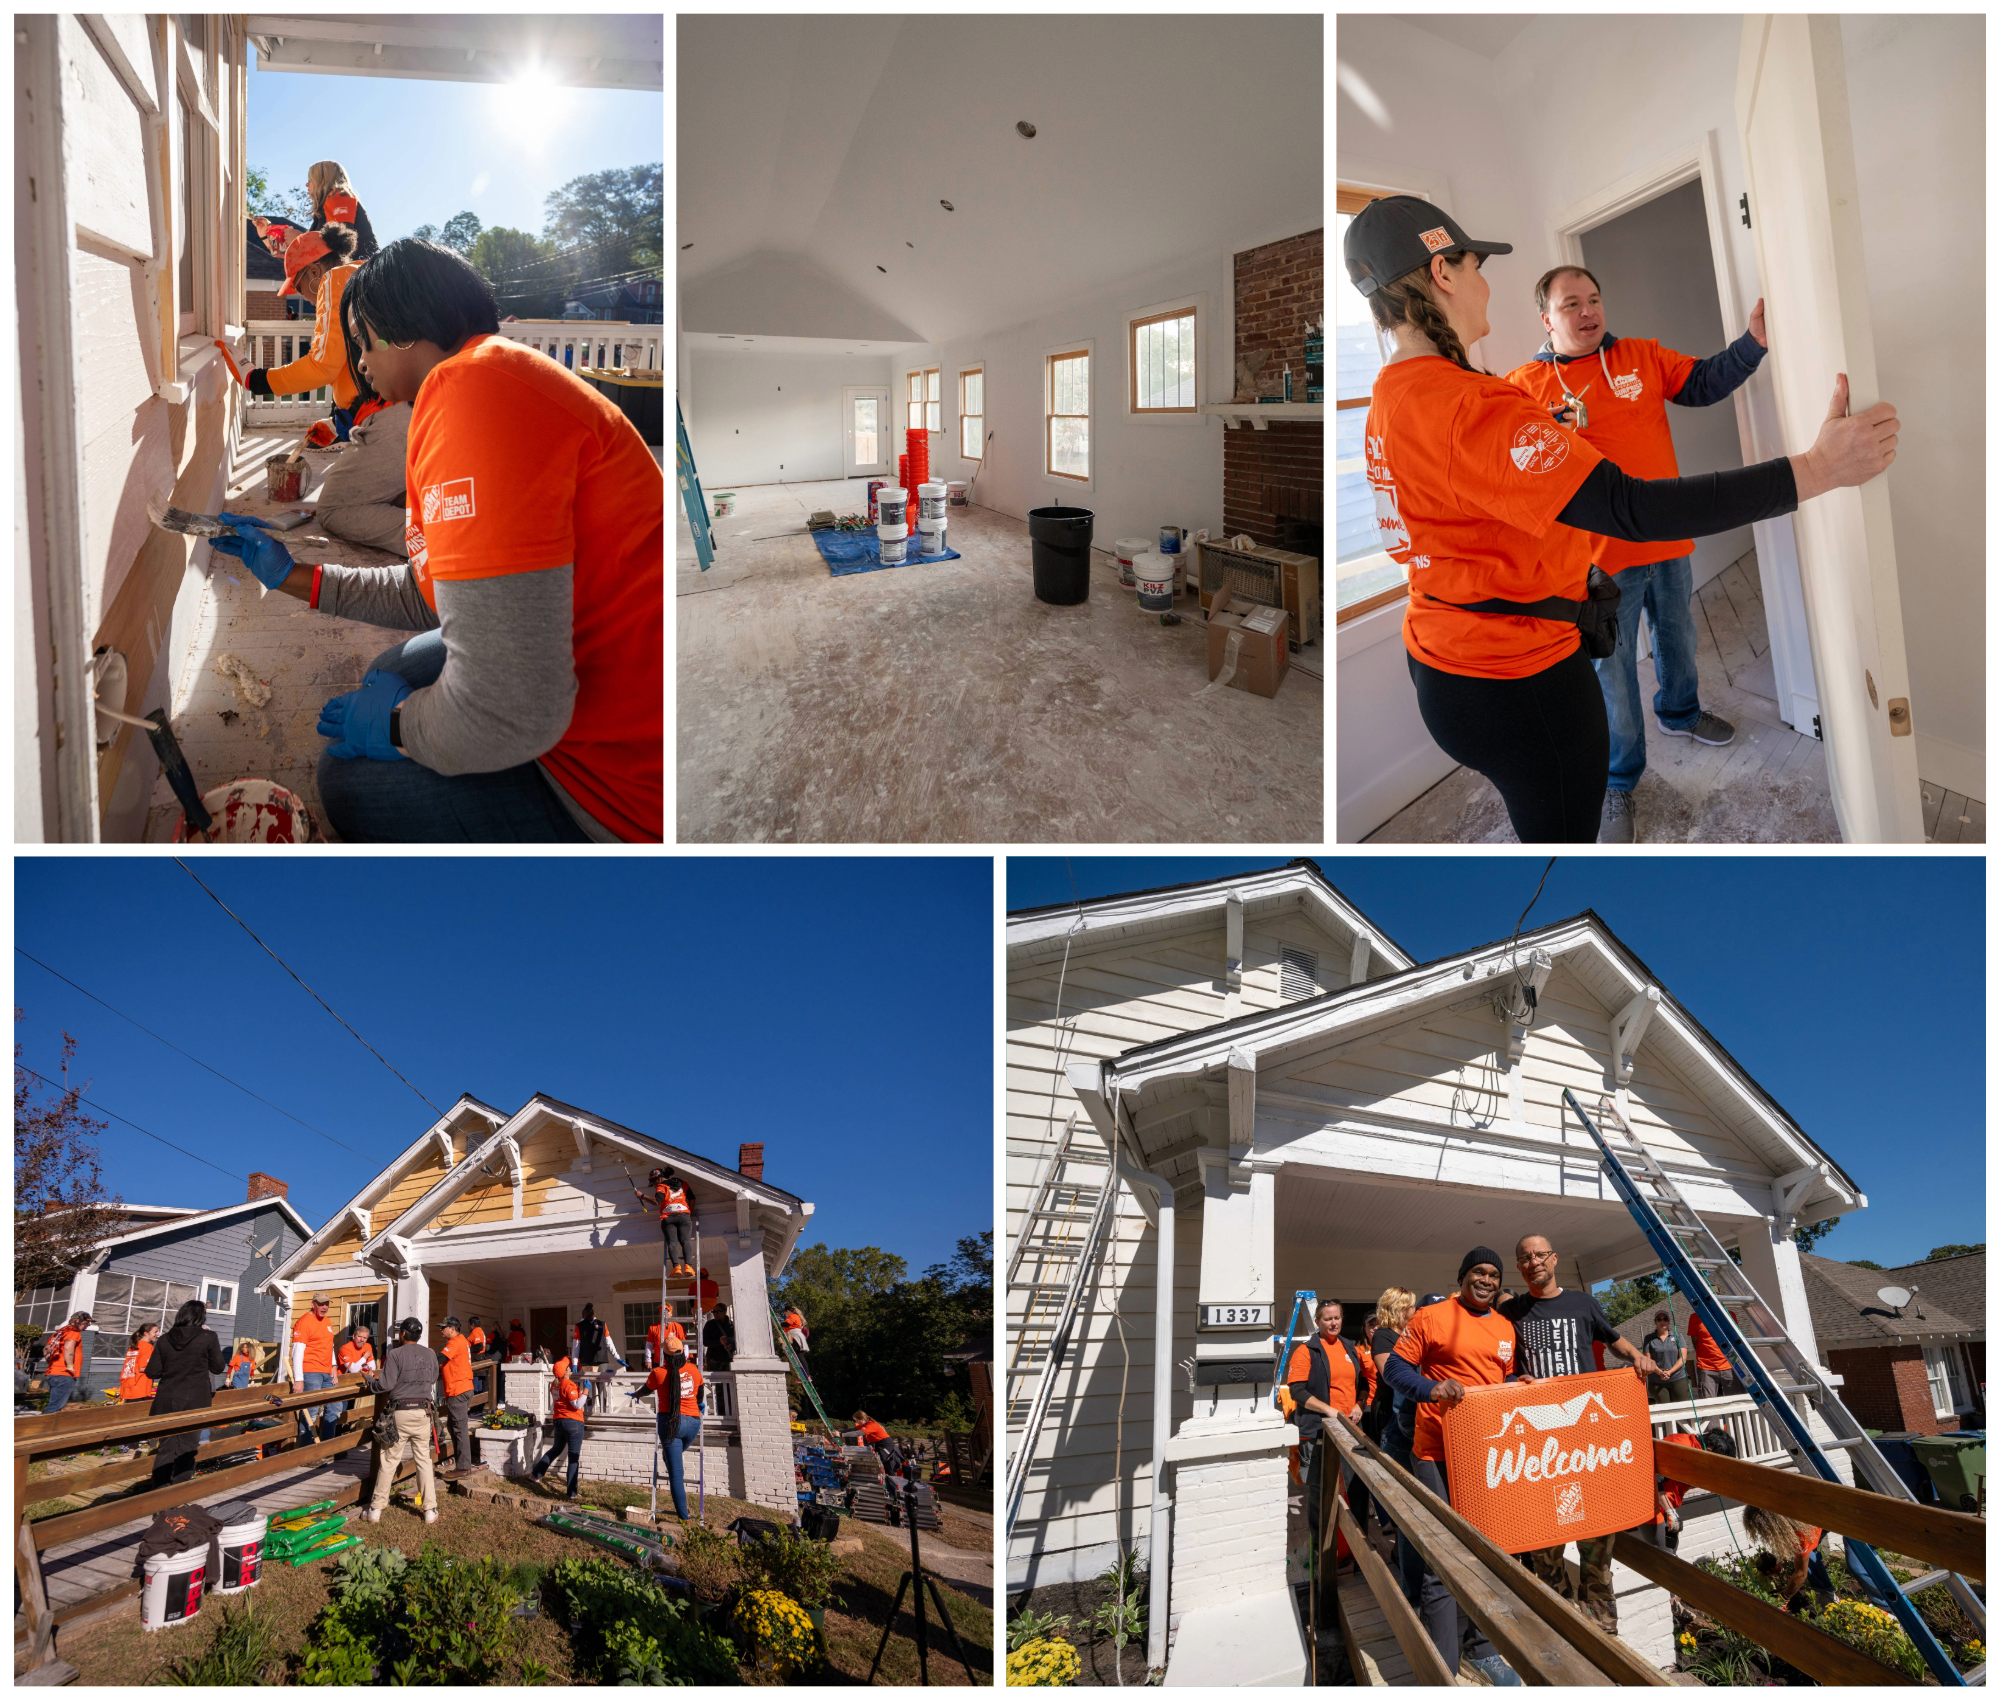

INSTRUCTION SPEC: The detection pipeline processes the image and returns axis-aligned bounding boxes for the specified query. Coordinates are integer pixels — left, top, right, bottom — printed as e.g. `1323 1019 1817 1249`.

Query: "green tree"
469 226 548 283
1846 1260 1885 1271
246 164 312 226
410 223 439 244
1793 1218 1838 1254
1926 1244 1984 1262
1600 1273 1664 1327
437 211 484 255
542 163 663 274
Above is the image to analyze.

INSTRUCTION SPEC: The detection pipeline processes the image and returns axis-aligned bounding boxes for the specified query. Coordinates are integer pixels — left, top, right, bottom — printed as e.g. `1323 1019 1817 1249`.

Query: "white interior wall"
687 351 897 489
1336 12 1984 834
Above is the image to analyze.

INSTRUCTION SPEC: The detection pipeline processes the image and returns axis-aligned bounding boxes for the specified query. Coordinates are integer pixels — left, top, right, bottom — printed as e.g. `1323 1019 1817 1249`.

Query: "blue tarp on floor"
811 528 961 577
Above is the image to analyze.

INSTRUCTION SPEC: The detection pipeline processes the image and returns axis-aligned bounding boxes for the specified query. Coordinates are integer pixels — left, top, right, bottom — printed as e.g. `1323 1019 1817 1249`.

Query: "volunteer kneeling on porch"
209 238 664 843
1284 1297 1376 1597
1381 1247 1539 1686
1344 196 1899 843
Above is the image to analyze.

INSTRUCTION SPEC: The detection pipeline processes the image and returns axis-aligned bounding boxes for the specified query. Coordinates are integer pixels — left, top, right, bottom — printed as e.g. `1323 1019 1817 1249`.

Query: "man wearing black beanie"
1381 1247 1538 1686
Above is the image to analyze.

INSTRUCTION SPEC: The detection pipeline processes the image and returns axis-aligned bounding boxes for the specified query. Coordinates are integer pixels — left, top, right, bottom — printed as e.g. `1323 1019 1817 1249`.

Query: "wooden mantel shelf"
1199 401 1324 430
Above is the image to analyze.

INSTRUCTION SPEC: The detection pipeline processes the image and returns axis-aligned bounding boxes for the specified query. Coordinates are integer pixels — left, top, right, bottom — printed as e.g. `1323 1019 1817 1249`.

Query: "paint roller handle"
143 710 213 838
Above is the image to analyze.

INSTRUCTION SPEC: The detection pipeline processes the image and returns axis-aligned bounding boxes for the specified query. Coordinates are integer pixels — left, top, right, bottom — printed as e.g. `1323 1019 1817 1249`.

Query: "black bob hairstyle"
339 238 500 402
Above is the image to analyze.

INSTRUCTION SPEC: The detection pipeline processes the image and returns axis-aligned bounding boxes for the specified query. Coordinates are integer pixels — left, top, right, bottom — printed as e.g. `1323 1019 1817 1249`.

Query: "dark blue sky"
16 858 991 1279
1009 856 1983 1268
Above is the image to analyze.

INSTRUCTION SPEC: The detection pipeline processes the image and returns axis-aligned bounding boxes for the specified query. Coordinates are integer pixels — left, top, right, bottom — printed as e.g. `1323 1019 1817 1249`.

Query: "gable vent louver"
1280 947 1319 1002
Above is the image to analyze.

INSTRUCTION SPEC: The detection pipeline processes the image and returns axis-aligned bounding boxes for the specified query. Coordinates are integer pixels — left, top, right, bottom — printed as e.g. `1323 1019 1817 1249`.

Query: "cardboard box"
1206 587 1291 698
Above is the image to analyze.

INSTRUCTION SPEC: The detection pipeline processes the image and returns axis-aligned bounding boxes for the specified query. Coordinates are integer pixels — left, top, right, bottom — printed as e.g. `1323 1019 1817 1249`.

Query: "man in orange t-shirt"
42 1312 91 1414
646 1317 687 1368
1685 1314 1737 1400
439 1317 476 1474
289 1293 342 1444
1383 1247 1538 1682
337 1326 377 1378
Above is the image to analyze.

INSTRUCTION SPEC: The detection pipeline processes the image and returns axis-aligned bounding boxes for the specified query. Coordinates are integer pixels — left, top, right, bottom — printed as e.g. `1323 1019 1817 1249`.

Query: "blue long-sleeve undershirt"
1380 1323 1527 1404
1671 327 1766 407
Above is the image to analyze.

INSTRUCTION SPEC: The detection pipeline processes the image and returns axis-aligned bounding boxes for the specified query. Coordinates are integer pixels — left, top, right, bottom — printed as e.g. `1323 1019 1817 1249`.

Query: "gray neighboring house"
15 1175 311 1387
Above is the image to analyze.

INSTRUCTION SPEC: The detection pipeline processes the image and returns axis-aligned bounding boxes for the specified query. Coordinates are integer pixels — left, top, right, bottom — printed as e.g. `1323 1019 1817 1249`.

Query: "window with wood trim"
1336 183 1412 624
1046 348 1090 481
1130 304 1197 413
907 366 940 433
959 367 984 460
926 366 940 433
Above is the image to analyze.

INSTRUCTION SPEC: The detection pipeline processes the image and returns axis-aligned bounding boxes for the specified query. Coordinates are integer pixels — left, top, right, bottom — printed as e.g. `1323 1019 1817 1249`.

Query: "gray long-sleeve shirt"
376 1341 441 1406
315 560 611 841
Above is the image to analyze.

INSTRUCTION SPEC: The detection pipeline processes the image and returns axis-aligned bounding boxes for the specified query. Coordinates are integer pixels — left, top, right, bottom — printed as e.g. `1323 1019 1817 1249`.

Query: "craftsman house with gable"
1007 863 1870 1682
259 1092 812 1512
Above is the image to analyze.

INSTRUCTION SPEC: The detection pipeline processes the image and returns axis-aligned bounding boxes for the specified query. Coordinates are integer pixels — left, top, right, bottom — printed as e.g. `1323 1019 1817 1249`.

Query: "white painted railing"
238 320 335 423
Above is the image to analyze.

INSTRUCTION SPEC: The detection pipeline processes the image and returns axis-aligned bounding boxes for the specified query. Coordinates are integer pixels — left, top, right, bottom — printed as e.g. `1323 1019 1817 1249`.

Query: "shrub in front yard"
544 1554 740 1686
674 1520 741 1603
1809 1599 1927 1680
294 1544 543 1685
736 1528 845 1611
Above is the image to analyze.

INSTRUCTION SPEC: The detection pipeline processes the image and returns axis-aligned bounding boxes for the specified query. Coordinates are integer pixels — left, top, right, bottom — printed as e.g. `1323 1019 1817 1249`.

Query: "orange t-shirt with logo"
404 334 664 842
1393 1296 1521 1462
1503 338 1700 571
1686 1316 1732 1374
1366 355 1605 680
120 1348 156 1402
551 1365 586 1423
440 1335 473 1397
46 1327 84 1379
640 1360 705 1417
292 1311 337 1376
337 1340 376 1376
647 1321 686 1364
858 1418 890 1447
654 1182 690 1219
1285 1334 1379 1418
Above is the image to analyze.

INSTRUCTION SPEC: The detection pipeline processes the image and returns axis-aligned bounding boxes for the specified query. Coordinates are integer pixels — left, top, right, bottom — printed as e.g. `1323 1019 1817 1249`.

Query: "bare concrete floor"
143 423 408 841
677 478 1323 842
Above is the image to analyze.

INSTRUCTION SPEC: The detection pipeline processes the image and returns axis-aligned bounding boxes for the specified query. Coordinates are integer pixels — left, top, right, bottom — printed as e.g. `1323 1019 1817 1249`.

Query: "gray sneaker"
1657 709 1735 746
1468 1653 1524 1687
1598 789 1636 843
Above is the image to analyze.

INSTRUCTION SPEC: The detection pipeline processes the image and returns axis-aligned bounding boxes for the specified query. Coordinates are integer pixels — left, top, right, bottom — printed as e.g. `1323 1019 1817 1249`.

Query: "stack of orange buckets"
906 428 929 552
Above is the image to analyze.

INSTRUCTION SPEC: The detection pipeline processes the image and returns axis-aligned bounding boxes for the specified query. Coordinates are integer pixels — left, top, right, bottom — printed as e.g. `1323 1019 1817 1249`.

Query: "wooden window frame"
906 368 923 432
1129 303 1198 415
1044 345 1091 484
1335 182 1410 626
958 366 984 461
925 365 940 435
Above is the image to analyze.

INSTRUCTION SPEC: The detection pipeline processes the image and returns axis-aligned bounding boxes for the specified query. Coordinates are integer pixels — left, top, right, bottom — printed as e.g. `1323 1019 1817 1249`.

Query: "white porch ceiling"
677 14 1322 346
247 15 663 90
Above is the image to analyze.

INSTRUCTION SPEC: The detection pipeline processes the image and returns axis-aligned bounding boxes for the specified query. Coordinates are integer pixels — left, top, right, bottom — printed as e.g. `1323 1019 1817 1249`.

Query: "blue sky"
248 60 662 246
16 859 991 1280
1008 856 1984 1269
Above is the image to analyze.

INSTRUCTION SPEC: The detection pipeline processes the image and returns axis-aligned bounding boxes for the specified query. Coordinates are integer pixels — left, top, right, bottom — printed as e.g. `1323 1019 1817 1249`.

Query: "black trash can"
1028 507 1095 605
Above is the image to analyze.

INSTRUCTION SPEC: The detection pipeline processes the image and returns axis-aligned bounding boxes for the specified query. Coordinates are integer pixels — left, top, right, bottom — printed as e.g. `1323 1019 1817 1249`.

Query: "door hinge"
1739 193 1752 229
1811 714 1822 741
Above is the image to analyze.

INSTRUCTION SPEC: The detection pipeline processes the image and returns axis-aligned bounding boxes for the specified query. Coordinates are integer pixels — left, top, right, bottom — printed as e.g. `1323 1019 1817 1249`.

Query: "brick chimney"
42 1196 66 1215
737 1143 764 1182
247 1172 289 1203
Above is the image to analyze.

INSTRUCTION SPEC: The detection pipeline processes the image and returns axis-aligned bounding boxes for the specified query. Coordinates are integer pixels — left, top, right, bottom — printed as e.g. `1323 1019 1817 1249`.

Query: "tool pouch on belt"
1426 563 1623 659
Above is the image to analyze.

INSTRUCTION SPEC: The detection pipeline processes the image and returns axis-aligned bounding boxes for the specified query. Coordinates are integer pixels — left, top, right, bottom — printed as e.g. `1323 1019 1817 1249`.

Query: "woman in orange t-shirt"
215 239 662 844
120 1323 161 1403
1344 196 1899 843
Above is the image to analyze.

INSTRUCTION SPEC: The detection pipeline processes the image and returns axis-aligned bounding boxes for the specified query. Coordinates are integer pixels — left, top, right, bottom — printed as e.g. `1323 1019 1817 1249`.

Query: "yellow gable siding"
304 1225 363 1274
375 1151 451 1218
520 1121 581 1218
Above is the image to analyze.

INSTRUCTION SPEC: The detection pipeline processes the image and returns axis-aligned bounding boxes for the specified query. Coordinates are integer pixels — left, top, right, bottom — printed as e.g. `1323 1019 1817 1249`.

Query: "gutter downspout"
1112 1082 1174 1675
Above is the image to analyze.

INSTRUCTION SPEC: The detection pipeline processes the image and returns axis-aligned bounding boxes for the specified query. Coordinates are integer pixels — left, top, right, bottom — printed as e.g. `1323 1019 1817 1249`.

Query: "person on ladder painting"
639 1166 697 1276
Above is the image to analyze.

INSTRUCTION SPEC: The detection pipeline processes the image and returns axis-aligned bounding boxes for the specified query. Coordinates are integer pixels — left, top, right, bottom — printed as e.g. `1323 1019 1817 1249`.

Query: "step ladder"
1565 1089 1984 1687
1005 1115 1118 1534
676 399 714 570
772 1301 840 1441
1270 1288 1319 1403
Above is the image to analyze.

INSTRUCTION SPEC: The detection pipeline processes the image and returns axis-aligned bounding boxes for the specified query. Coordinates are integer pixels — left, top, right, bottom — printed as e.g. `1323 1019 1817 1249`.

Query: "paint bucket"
918 516 947 556
878 523 909 566
140 1546 207 1632
1112 538 1148 587
712 491 736 518
265 454 304 504
946 480 968 507
1133 551 1175 613
172 779 321 844
877 486 909 528
866 480 887 525
918 480 948 523
211 1511 268 1594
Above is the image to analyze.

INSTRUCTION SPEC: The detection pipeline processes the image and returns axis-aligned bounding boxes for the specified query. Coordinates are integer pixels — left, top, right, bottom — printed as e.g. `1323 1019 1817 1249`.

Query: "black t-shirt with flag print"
1497 1287 1622 1380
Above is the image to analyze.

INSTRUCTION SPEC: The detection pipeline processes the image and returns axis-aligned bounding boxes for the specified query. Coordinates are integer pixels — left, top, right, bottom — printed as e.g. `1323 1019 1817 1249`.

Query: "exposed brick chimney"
1224 228 1324 552
737 1143 764 1182
247 1172 289 1203
42 1196 66 1215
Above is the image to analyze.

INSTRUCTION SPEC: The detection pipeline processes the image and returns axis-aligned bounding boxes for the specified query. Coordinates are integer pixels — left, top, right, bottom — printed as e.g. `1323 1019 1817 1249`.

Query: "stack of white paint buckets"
917 481 949 557
877 485 909 565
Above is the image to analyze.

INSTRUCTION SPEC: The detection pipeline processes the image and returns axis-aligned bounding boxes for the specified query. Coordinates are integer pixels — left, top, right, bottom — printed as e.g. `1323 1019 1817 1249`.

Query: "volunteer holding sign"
1500 1235 1659 1634
1383 1247 1537 1686
1345 196 1900 843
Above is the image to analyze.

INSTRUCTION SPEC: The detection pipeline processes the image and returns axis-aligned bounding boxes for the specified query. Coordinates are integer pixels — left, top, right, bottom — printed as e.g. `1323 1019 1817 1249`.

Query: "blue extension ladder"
1564 1088 1983 1686
676 399 714 571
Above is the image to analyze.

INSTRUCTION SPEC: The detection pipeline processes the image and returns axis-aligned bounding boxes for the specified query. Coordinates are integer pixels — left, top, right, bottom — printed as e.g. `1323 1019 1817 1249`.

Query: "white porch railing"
501 1361 738 1424
235 316 664 428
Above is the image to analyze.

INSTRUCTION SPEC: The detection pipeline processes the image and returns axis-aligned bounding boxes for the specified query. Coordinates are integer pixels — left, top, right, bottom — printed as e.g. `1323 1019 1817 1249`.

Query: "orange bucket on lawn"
1439 1369 1657 1553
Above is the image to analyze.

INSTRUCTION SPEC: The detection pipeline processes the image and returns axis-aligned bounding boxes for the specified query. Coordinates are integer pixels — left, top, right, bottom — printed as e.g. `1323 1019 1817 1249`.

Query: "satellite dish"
254 1237 279 1259
1876 1286 1912 1310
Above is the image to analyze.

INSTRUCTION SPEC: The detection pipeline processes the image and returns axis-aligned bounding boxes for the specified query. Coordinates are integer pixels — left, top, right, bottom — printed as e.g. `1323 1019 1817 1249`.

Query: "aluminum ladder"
771 1301 841 1441
675 399 714 570
649 1213 706 1519
1005 1114 1118 1533
1565 1088 1984 1687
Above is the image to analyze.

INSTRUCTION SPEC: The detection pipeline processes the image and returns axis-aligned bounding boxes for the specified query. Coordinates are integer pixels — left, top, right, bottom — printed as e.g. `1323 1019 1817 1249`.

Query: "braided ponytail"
1369 252 1492 376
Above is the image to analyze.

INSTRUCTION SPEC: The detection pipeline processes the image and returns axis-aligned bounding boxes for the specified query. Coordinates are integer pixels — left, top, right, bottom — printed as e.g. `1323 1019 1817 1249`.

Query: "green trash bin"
1909 1432 1985 1513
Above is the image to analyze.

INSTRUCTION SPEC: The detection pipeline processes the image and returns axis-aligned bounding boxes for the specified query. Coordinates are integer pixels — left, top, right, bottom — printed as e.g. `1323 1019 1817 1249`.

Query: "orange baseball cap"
278 230 335 298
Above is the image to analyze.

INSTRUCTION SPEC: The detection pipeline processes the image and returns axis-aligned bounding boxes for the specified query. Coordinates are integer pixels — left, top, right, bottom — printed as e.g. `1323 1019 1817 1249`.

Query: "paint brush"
147 498 232 537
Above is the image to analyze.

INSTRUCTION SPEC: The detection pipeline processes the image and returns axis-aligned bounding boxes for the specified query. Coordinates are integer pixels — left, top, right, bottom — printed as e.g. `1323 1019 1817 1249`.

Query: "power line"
17 1064 241 1183
14 947 368 1158
174 861 442 1114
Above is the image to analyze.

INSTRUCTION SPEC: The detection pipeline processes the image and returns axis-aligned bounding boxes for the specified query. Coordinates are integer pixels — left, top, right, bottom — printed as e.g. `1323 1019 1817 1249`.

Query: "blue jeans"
535 1416 588 1498
315 630 594 843
1595 557 1702 792
298 1370 344 1444
44 1375 77 1414
658 1413 700 1518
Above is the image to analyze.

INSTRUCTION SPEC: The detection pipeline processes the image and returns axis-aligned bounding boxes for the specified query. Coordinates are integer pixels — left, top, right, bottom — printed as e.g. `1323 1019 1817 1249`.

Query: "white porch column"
1163 1099 1303 1688
725 1203 795 1515
1736 1216 1819 1367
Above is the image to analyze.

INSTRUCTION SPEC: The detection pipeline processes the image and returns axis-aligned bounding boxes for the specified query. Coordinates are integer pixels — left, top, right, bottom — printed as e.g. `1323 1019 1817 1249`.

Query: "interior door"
843 386 889 477
1736 15 1923 841
530 1306 567 1362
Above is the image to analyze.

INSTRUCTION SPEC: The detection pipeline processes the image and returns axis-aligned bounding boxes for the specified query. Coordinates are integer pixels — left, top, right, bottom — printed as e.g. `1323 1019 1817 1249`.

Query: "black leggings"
1408 645 1609 843
661 1216 692 1266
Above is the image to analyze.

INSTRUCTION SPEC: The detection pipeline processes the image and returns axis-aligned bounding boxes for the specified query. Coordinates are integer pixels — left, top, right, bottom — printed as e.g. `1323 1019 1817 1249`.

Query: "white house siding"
1008 908 1355 1588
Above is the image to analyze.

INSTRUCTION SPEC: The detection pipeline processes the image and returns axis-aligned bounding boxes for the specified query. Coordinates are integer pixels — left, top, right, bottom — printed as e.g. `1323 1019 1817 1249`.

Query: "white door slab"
841 385 889 477
1736 15 1922 840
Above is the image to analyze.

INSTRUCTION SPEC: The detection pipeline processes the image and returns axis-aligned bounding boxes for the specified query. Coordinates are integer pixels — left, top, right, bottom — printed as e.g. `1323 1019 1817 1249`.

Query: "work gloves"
317 669 411 762
207 515 295 590
244 367 274 398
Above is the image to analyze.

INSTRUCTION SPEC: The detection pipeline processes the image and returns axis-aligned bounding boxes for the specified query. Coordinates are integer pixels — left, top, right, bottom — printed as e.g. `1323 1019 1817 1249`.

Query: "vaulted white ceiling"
677 14 1322 347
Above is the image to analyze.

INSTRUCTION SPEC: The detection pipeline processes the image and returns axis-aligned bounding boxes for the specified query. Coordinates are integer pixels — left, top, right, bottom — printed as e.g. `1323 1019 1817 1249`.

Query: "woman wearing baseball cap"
1345 196 1899 842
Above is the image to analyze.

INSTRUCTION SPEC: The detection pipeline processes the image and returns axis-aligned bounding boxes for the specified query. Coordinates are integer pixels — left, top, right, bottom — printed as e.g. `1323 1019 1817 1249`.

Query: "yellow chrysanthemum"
1007 1636 1080 1686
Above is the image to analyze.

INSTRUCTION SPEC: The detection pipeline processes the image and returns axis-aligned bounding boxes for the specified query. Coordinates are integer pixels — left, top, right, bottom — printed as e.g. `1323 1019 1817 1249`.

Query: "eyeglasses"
1520 1252 1559 1264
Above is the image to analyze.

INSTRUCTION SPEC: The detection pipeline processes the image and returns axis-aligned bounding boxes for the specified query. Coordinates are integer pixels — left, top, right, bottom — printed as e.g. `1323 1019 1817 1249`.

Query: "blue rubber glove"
207 520 295 589
316 669 412 761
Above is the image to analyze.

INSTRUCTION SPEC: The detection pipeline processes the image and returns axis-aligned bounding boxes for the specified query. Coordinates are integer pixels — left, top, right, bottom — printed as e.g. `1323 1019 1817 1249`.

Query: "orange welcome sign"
1439 1369 1657 1553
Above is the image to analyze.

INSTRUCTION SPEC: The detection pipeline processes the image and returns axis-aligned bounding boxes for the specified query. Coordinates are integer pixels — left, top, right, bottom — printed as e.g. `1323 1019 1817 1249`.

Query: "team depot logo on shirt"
1610 370 1645 401
1365 433 1412 555
1510 419 1570 474
1419 225 1454 253
420 477 476 526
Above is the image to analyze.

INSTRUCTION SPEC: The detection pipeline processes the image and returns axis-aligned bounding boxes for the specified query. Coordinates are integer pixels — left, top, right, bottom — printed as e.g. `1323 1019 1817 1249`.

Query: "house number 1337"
1201 1303 1271 1328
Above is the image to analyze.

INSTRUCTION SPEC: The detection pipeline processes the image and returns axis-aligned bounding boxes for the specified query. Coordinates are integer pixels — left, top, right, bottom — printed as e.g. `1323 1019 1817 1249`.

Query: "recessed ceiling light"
718 335 734 339
905 241 913 249
680 242 693 250
940 199 954 212
877 265 887 273
1016 120 1037 138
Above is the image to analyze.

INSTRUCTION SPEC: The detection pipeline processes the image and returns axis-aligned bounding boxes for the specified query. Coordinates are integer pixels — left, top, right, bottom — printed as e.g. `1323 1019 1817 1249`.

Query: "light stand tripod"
864 1472 977 1685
